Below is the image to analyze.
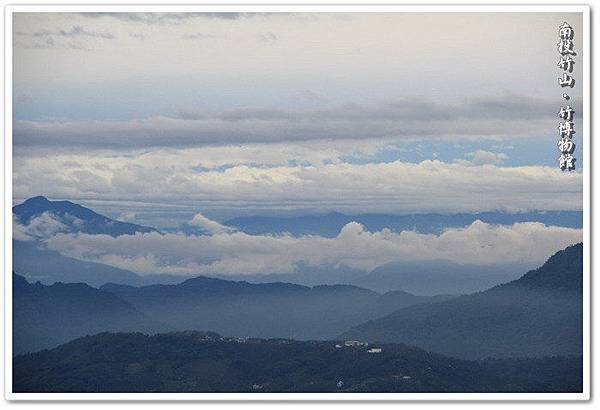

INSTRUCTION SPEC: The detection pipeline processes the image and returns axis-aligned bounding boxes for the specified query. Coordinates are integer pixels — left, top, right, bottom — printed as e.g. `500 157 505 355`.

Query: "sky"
11 12 585 275
13 12 584 223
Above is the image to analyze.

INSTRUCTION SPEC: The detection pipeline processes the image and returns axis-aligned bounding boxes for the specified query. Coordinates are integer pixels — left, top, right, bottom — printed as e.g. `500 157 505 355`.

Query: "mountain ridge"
99 274 456 341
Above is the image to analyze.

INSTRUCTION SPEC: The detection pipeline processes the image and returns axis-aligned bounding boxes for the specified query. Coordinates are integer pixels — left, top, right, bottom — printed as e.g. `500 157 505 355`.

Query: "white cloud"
13 13 583 108
45 221 582 276
13 152 583 216
14 95 578 150
458 150 509 166
117 211 137 222
13 212 69 241
190 212 235 234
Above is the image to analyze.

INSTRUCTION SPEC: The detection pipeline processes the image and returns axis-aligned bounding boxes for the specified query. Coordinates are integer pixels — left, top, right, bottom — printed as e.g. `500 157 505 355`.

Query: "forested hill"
13 331 582 393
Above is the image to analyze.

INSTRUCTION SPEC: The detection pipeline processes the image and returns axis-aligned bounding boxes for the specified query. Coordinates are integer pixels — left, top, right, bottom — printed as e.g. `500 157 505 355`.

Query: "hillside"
13 331 582 393
100 276 455 341
13 273 167 354
340 243 583 359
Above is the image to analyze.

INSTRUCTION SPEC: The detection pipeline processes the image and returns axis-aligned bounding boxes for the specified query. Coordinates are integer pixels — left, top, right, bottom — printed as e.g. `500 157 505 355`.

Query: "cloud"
15 25 115 51
190 212 235 234
117 211 137 222
16 25 115 40
44 221 582 276
78 12 249 25
14 96 581 150
13 212 70 241
297 89 328 102
258 32 278 42
181 32 217 40
13 154 583 216
13 13 584 129
457 150 509 166
180 94 580 123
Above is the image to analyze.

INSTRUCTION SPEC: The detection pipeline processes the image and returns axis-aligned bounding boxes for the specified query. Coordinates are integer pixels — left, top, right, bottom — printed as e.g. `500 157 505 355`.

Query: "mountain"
100 276 455 341
340 243 583 359
13 331 582 393
11 197 185 286
210 260 532 296
13 196 157 237
13 240 183 288
13 273 168 355
209 261 528 295
505 243 583 292
351 260 529 295
224 210 583 237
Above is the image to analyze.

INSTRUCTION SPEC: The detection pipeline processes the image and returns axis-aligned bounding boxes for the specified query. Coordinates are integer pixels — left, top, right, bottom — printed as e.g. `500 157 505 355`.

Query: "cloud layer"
13 212 70 241
14 96 582 150
43 220 582 276
13 151 583 217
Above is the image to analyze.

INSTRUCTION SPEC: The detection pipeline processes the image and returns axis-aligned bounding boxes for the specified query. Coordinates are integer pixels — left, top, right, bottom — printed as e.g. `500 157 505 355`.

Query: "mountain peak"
13 196 158 237
22 195 50 204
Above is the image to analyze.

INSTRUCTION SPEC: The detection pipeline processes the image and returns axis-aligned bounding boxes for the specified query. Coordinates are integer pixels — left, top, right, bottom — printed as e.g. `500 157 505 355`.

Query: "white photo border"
3 2 591 401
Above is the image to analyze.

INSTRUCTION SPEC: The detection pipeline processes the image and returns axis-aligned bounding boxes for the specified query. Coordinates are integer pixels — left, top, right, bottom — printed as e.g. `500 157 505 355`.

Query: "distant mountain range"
13 196 157 237
207 260 528 296
14 197 583 241
224 210 583 237
99 278 454 341
13 273 167 355
13 331 582 393
341 243 583 359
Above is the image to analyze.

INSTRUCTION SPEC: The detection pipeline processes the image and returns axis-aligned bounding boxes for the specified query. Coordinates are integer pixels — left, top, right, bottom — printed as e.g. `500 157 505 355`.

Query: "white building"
344 340 368 347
